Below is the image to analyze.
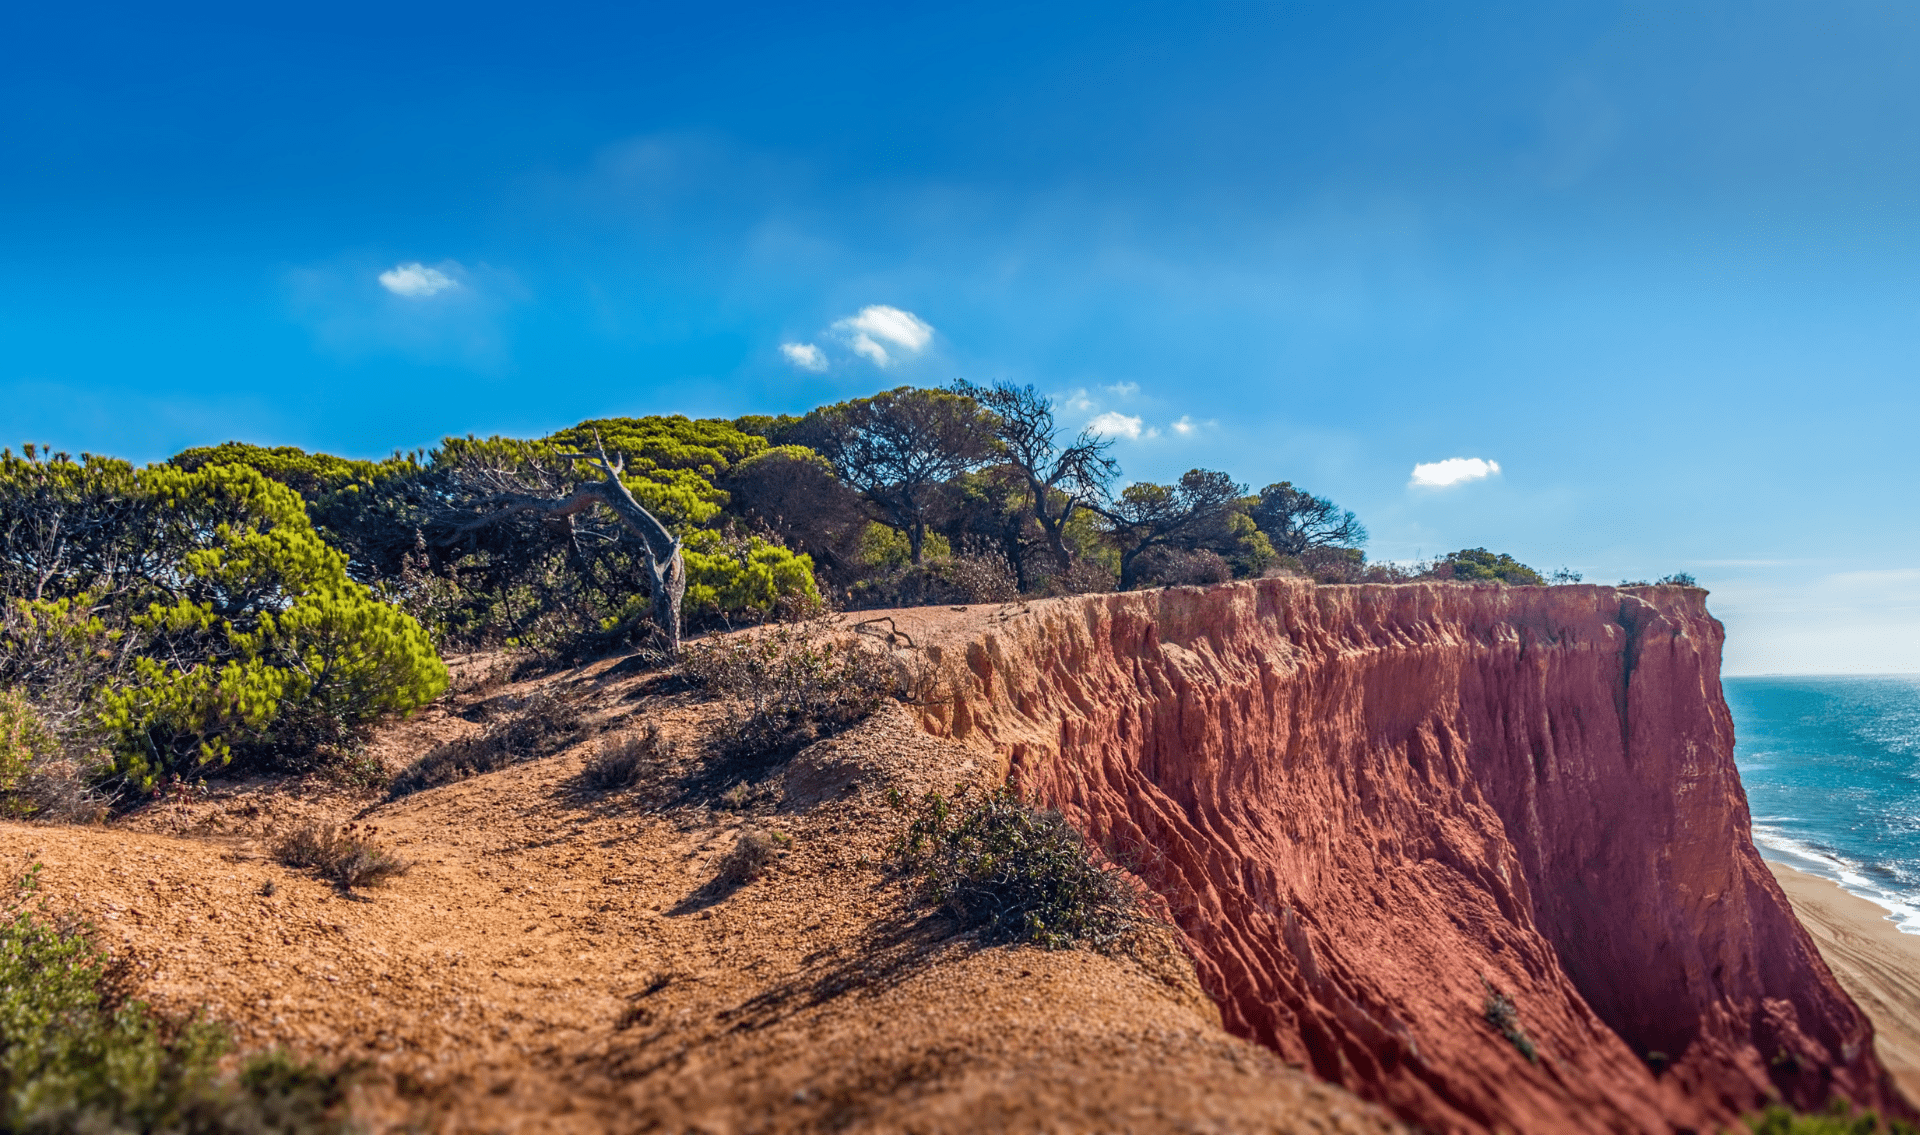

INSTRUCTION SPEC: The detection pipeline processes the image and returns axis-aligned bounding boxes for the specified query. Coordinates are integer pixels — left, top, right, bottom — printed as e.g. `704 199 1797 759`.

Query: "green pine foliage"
100 464 445 784
0 450 446 787
167 441 420 501
1430 548 1545 586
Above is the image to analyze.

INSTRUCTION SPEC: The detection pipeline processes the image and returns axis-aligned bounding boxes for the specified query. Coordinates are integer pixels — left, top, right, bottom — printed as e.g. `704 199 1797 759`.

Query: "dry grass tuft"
274 822 412 889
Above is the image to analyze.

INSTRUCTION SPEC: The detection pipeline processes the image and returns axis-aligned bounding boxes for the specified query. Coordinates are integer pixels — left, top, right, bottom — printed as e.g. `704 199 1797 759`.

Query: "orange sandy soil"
0 644 1398 1134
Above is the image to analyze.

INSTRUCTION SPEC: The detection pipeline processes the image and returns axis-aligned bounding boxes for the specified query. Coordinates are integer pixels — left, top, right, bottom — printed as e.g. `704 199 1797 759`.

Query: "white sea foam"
1752 824 1920 934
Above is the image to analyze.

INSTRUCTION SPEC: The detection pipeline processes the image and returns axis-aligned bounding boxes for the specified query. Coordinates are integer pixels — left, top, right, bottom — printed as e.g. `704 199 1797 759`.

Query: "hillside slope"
0 656 1397 1134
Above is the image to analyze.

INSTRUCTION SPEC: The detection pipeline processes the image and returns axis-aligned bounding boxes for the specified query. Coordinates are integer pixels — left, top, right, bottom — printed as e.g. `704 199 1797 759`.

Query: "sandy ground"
1770 862 1920 1105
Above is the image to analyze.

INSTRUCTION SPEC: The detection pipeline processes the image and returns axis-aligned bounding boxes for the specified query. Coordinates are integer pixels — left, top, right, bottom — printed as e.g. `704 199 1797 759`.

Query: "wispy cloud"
1089 411 1149 439
1104 381 1140 397
1410 457 1501 488
289 257 524 370
830 304 934 367
780 342 827 372
377 262 460 298
1171 415 1197 435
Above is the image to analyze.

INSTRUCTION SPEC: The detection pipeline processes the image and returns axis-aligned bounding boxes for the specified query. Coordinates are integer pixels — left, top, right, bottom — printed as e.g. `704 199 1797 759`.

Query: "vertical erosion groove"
917 579 1902 1135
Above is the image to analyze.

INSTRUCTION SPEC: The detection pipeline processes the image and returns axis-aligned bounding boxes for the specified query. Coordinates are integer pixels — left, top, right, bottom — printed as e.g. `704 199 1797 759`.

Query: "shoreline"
1769 861 1920 1105
1753 833 1920 935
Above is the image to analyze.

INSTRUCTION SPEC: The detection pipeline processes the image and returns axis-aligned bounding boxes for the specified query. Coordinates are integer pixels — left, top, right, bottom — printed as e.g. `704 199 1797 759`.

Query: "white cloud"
1410 457 1501 488
1104 381 1140 397
780 342 827 372
848 334 890 366
1171 415 1196 435
1089 412 1146 439
377 262 460 298
831 305 934 367
1060 388 1096 414
291 257 524 370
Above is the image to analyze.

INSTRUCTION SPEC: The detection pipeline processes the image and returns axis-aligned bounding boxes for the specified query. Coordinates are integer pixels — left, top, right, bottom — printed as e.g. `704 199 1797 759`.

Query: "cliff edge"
905 580 1904 1134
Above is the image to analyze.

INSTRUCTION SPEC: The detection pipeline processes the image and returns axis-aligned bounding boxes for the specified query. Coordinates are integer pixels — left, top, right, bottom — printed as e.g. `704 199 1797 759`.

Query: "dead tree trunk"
571 449 686 656
452 441 687 656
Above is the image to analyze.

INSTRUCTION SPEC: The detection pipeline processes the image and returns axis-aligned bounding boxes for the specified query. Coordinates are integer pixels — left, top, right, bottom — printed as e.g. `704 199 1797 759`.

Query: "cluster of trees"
0 378 1580 793
0 451 445 789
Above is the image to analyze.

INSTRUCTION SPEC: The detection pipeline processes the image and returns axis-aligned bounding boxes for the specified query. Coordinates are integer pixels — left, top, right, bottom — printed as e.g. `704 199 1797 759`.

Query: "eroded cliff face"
910 581 1901 1134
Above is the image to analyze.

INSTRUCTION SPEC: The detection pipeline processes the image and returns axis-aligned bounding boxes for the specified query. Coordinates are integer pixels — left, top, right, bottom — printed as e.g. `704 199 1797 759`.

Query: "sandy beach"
1770 862 1920 1104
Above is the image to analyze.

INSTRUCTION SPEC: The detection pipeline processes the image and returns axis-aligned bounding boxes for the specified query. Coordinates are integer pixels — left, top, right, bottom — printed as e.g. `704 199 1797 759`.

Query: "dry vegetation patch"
580 724 671 792
681 622 901 768
388 687 592 798
272 822 411 890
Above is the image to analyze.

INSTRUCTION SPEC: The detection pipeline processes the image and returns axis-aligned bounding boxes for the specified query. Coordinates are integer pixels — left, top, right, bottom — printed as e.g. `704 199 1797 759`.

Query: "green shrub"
0 451 447 787
1749 1100 1918 1135
888 785 1143 953
1621 572 1699 588
1481 980 1538 1063
1429 548 1544 586
0 865 353 1132
99 464 446 784
0 689 57 800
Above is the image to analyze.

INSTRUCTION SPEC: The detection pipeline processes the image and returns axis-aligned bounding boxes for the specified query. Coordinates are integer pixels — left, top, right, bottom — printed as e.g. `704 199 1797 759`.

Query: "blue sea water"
1727 675 1920 934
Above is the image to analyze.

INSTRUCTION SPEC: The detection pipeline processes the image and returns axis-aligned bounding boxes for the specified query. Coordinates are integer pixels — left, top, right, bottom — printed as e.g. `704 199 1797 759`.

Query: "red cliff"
908 580 1904 1134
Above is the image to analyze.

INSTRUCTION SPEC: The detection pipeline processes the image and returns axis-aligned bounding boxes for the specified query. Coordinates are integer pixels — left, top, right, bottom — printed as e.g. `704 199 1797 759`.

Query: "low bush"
1749 1101 1918 1134
846 554 1019 609
1042 557 1117 596
1130 546 1233 588
273 822 411 889
0 865 354 1132
1621 572 1700 588
1427 548 1544 586
0 689 108 822
682 623 898 767
583 725 668 791
715 827 787 885
388 688 590 798
888 785 1143 953
1481 980 1538 1063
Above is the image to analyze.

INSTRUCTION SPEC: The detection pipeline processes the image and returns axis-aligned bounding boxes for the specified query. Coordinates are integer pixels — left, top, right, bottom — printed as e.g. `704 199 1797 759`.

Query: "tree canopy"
795 387 1001 564
1248 481 1367 556
1428 548 1544 586
1098 469 1272 590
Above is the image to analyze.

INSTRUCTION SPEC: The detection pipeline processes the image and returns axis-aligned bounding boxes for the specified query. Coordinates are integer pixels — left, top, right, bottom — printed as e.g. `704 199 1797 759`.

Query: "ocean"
1727 675 1920 934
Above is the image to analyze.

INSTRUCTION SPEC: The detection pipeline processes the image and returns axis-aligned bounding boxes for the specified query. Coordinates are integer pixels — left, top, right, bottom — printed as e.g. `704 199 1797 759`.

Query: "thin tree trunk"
450 442 688 656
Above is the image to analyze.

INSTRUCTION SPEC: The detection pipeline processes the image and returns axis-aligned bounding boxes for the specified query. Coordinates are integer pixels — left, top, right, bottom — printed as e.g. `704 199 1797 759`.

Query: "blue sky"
5 1 1919 674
